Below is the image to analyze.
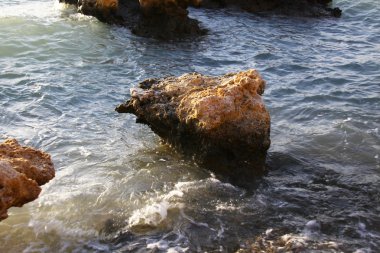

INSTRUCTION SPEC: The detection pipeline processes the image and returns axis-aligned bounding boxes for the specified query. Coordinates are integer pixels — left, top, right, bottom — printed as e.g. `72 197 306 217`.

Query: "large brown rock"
116 69 270 180
0 139 55 221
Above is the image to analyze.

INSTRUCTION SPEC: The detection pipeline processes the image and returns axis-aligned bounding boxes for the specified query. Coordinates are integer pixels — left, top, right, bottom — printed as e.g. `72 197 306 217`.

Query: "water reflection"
0 0 379 252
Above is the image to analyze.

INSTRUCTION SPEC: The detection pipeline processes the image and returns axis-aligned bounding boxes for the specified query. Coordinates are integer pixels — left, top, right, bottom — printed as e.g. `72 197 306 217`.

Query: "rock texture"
0 139 55 221
59 0 341 39
75 0 119 23
132 0 205 39
116 69 270 179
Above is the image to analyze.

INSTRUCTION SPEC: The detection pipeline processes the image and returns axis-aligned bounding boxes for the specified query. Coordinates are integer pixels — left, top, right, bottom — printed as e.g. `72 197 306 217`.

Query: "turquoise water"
0 0 379 252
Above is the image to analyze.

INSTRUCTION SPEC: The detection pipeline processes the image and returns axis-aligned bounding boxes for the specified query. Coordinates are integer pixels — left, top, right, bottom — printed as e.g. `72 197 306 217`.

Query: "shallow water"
0 0 379 252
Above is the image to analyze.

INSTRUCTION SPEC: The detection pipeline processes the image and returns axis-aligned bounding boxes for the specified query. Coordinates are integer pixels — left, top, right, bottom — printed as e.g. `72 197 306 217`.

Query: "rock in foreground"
0 139 55 221
116 70 271 179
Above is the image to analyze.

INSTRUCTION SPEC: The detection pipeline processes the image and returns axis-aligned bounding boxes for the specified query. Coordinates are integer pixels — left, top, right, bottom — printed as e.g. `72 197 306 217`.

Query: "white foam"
79 146 92 158
265 228 273 236
174 177 239 193
127 180 222 234
128 200 182 231
28 218 97 238
304 220 321 235
147 240 169 250
353 249 371 253
343 117 352 122
164 190 184 200
147 240 189 253
167 247 189 253
215 203 238 211
0 1 63 19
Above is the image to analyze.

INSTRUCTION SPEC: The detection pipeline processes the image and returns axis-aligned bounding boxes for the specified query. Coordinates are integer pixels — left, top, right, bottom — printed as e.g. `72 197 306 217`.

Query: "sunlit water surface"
0 0 379 252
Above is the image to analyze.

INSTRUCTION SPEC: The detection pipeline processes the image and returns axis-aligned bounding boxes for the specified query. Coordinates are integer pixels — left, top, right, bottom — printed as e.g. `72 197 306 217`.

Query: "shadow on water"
94 148 380 252
262 152 380 251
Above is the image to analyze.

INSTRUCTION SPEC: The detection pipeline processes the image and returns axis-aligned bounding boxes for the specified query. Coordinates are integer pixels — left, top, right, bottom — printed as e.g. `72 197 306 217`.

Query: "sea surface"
0 0 379 252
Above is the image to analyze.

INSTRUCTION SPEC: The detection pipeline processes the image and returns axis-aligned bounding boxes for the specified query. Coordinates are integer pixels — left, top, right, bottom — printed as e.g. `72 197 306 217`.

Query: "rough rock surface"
79 0 119 22
59 0 341 39
116 69 270 179
0 139 55 221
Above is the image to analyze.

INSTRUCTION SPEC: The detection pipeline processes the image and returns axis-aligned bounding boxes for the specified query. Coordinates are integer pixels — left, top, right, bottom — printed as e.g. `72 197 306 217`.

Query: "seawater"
0 0 379 252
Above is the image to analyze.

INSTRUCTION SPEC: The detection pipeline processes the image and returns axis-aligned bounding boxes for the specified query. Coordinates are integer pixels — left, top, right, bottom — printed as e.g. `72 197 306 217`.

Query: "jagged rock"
116 69 270 179
79 0 119 22
0 139 55 221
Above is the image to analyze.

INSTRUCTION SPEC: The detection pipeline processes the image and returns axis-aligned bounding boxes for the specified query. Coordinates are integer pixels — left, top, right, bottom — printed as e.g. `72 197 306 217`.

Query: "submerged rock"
0 139 55 221
237 228 343 252
131 0 205 39
60 0 340 39
116 69 271 179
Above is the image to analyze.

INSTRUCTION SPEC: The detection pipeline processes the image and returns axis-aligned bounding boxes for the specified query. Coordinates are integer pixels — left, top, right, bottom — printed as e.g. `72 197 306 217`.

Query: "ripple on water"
0 0 380 252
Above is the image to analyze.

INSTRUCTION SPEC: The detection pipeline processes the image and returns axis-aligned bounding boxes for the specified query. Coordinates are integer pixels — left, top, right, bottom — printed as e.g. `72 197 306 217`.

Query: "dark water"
0 0 379 252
